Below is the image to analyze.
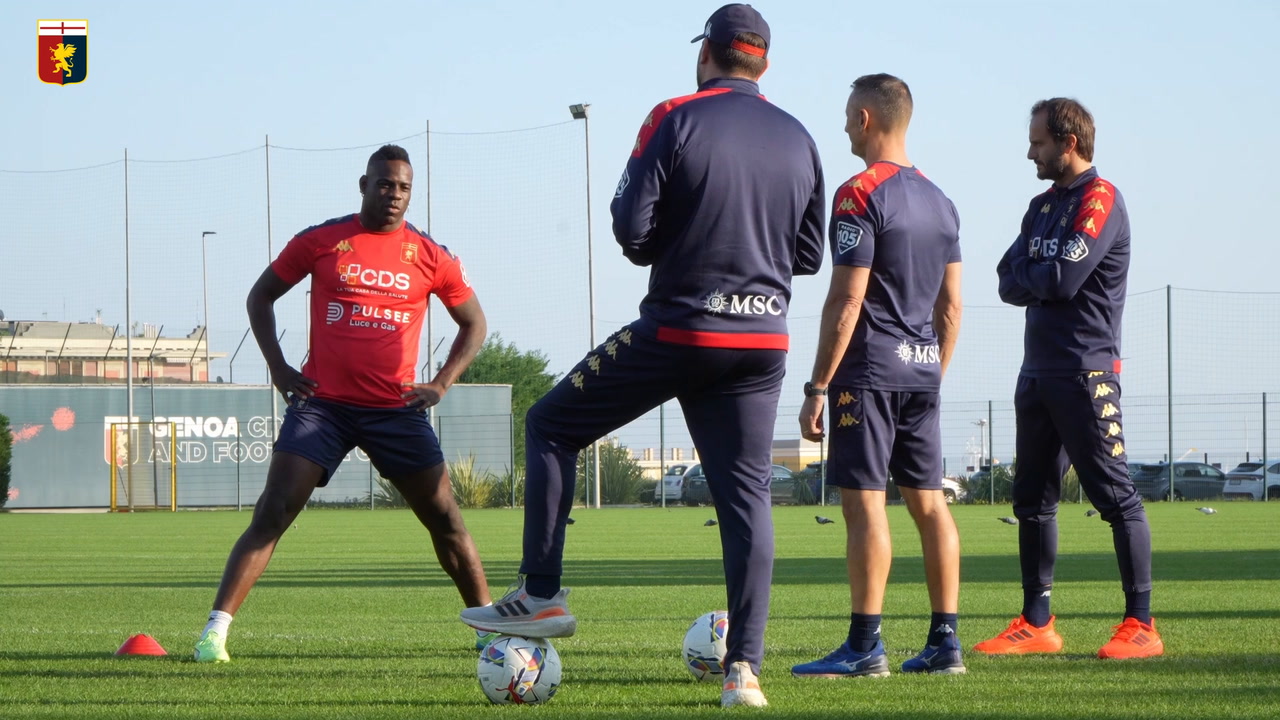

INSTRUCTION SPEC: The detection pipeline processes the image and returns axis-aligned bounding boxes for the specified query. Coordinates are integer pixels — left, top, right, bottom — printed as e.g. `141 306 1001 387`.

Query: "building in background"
0 318 222 384
630 438 826 480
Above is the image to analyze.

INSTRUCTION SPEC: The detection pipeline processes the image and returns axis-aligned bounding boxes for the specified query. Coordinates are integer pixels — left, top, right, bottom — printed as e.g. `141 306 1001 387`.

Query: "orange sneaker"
973 615 1064 655
1097 617 1164 659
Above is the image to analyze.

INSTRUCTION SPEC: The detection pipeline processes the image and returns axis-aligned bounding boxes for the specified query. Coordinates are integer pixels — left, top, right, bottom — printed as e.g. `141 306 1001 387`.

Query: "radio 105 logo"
39 20 88 85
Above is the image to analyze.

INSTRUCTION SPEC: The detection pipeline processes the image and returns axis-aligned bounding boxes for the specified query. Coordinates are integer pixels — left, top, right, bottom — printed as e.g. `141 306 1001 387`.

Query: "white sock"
203 610 233 638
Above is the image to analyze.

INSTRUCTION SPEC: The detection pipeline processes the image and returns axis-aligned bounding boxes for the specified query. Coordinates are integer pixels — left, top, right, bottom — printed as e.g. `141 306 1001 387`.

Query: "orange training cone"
115 634 168 657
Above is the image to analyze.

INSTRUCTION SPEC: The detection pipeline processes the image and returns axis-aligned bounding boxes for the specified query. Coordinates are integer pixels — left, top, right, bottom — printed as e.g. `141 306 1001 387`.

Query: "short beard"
1037 155 1069 182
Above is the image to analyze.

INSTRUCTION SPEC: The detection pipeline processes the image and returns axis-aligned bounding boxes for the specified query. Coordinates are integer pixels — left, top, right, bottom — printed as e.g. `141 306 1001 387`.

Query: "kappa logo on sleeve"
836 221 863 254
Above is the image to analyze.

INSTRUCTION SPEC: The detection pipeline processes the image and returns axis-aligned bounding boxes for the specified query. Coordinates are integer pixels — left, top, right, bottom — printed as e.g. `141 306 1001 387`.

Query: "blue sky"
4 1 1278 467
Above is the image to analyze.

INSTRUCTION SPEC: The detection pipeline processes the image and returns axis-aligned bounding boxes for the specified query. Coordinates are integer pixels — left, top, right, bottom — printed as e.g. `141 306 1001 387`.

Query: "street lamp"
973 418 988 465
569 102 600 508
201 231 216 381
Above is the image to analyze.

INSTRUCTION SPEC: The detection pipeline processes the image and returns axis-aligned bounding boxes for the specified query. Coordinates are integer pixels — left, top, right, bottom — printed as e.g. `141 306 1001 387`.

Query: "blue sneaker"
902 635 967 675
791 640 891 678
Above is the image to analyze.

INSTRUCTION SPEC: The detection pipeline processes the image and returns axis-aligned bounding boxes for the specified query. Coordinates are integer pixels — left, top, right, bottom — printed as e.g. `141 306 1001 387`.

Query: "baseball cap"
690 4 770 58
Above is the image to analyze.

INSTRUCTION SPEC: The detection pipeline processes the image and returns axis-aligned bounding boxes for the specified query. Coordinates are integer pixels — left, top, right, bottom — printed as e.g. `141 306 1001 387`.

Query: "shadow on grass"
3 549 1277 590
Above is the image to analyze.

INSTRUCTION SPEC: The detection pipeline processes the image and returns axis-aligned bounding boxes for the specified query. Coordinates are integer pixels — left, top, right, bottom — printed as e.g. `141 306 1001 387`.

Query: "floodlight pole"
570 102 601 509
201 231 217 380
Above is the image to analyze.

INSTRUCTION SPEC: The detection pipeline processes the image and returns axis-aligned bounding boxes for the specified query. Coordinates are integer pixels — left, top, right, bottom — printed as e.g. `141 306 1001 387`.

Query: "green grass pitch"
2 503 1278 718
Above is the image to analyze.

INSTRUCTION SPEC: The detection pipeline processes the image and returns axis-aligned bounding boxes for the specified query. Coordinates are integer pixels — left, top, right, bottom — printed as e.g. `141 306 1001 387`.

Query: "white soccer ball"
683 610 729 682
477 635 562 705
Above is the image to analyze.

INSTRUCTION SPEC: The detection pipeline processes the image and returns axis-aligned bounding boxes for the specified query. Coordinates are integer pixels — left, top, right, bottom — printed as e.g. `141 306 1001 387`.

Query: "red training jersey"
271 215 473 408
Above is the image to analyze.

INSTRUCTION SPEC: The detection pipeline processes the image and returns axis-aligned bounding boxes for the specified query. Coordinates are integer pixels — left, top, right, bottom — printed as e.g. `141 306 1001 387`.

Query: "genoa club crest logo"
39 20 88 86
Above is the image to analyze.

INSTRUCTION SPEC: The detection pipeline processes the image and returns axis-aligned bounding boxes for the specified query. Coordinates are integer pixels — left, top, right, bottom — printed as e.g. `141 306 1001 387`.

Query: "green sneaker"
475 630 500 651
194 631 230 663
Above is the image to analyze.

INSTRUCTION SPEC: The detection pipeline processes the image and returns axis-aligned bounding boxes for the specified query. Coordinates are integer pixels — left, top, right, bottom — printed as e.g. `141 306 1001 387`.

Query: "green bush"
366 458 514 509
792 473 817 505
450 455 503 509
1062 466 1083 504
369 473 409 509
576 438 647 505
0 413 11 510
964 464 1084 505
968 463 1016 504
493 467 524 509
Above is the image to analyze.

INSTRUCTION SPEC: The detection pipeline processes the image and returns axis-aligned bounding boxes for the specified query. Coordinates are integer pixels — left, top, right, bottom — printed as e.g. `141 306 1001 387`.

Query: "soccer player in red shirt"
194 145 493 662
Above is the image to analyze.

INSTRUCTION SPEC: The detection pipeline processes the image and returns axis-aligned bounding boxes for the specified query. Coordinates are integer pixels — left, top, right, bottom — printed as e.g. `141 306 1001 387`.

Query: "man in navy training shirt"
789 74 966 679
977 98 1163 660
460 3 825 707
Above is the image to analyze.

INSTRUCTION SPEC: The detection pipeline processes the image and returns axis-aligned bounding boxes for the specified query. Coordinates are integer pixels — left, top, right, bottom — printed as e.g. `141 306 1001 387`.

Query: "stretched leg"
354 406 490 608
521 327 679 583
461 326 681 637
680 347 785 677
212 451 323 614
197 398 353 662
391 463 490 607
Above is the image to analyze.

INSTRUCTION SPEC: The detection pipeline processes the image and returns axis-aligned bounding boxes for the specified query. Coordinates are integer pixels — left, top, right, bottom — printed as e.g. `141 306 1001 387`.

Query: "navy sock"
847 613 882 653
524 574 560 600
1022 586 1052 627
1124 590 1151 624
927 612 958 646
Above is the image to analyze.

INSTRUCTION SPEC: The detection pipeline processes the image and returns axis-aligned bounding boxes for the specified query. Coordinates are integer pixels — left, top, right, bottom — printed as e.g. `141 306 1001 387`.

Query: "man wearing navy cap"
462 3 825 708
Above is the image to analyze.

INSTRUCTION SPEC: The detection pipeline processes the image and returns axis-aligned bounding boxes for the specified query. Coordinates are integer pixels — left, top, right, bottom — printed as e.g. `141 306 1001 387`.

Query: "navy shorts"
273 397 445 485
826 386 943 492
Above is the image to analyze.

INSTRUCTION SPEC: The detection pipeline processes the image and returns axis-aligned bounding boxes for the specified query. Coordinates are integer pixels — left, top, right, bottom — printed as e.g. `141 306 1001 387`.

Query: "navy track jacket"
610 77 825 351
997 167 1129 376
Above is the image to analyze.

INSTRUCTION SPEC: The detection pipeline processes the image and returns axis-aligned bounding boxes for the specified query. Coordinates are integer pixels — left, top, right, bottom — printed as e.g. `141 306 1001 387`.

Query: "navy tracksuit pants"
520 323 785 674
1012 372 1152 596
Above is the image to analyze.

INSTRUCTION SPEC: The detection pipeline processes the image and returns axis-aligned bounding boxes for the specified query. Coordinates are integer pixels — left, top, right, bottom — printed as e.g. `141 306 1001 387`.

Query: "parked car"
680 464 708 505
680 464 797 506
1223 460 1280 501
653 464 692 504
768 465 797 505
797 461 840 505
940 476 968 504
1130 461 1228 501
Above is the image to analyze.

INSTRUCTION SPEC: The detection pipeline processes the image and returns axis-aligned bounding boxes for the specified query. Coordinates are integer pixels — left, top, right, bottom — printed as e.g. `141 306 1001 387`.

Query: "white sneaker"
721 661 767 708
459 577 577 638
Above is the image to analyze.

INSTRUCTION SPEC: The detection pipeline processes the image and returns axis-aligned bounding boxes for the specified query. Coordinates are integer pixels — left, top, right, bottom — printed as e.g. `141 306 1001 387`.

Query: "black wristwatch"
804 382 827 397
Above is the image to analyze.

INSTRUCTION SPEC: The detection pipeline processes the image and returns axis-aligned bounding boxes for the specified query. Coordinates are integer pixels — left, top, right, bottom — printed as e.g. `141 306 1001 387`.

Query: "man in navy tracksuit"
461 4 824 707
977 98 1163 660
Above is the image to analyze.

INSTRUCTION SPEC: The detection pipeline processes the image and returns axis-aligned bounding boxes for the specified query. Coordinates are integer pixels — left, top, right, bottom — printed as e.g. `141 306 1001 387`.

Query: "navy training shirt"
610 77 825 351
830 162 962 391
996 168 1128 376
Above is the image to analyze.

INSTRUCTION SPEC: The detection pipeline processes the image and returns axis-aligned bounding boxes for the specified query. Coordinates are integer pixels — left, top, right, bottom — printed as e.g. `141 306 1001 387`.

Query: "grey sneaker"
721 661 767 708
459 577 577 638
